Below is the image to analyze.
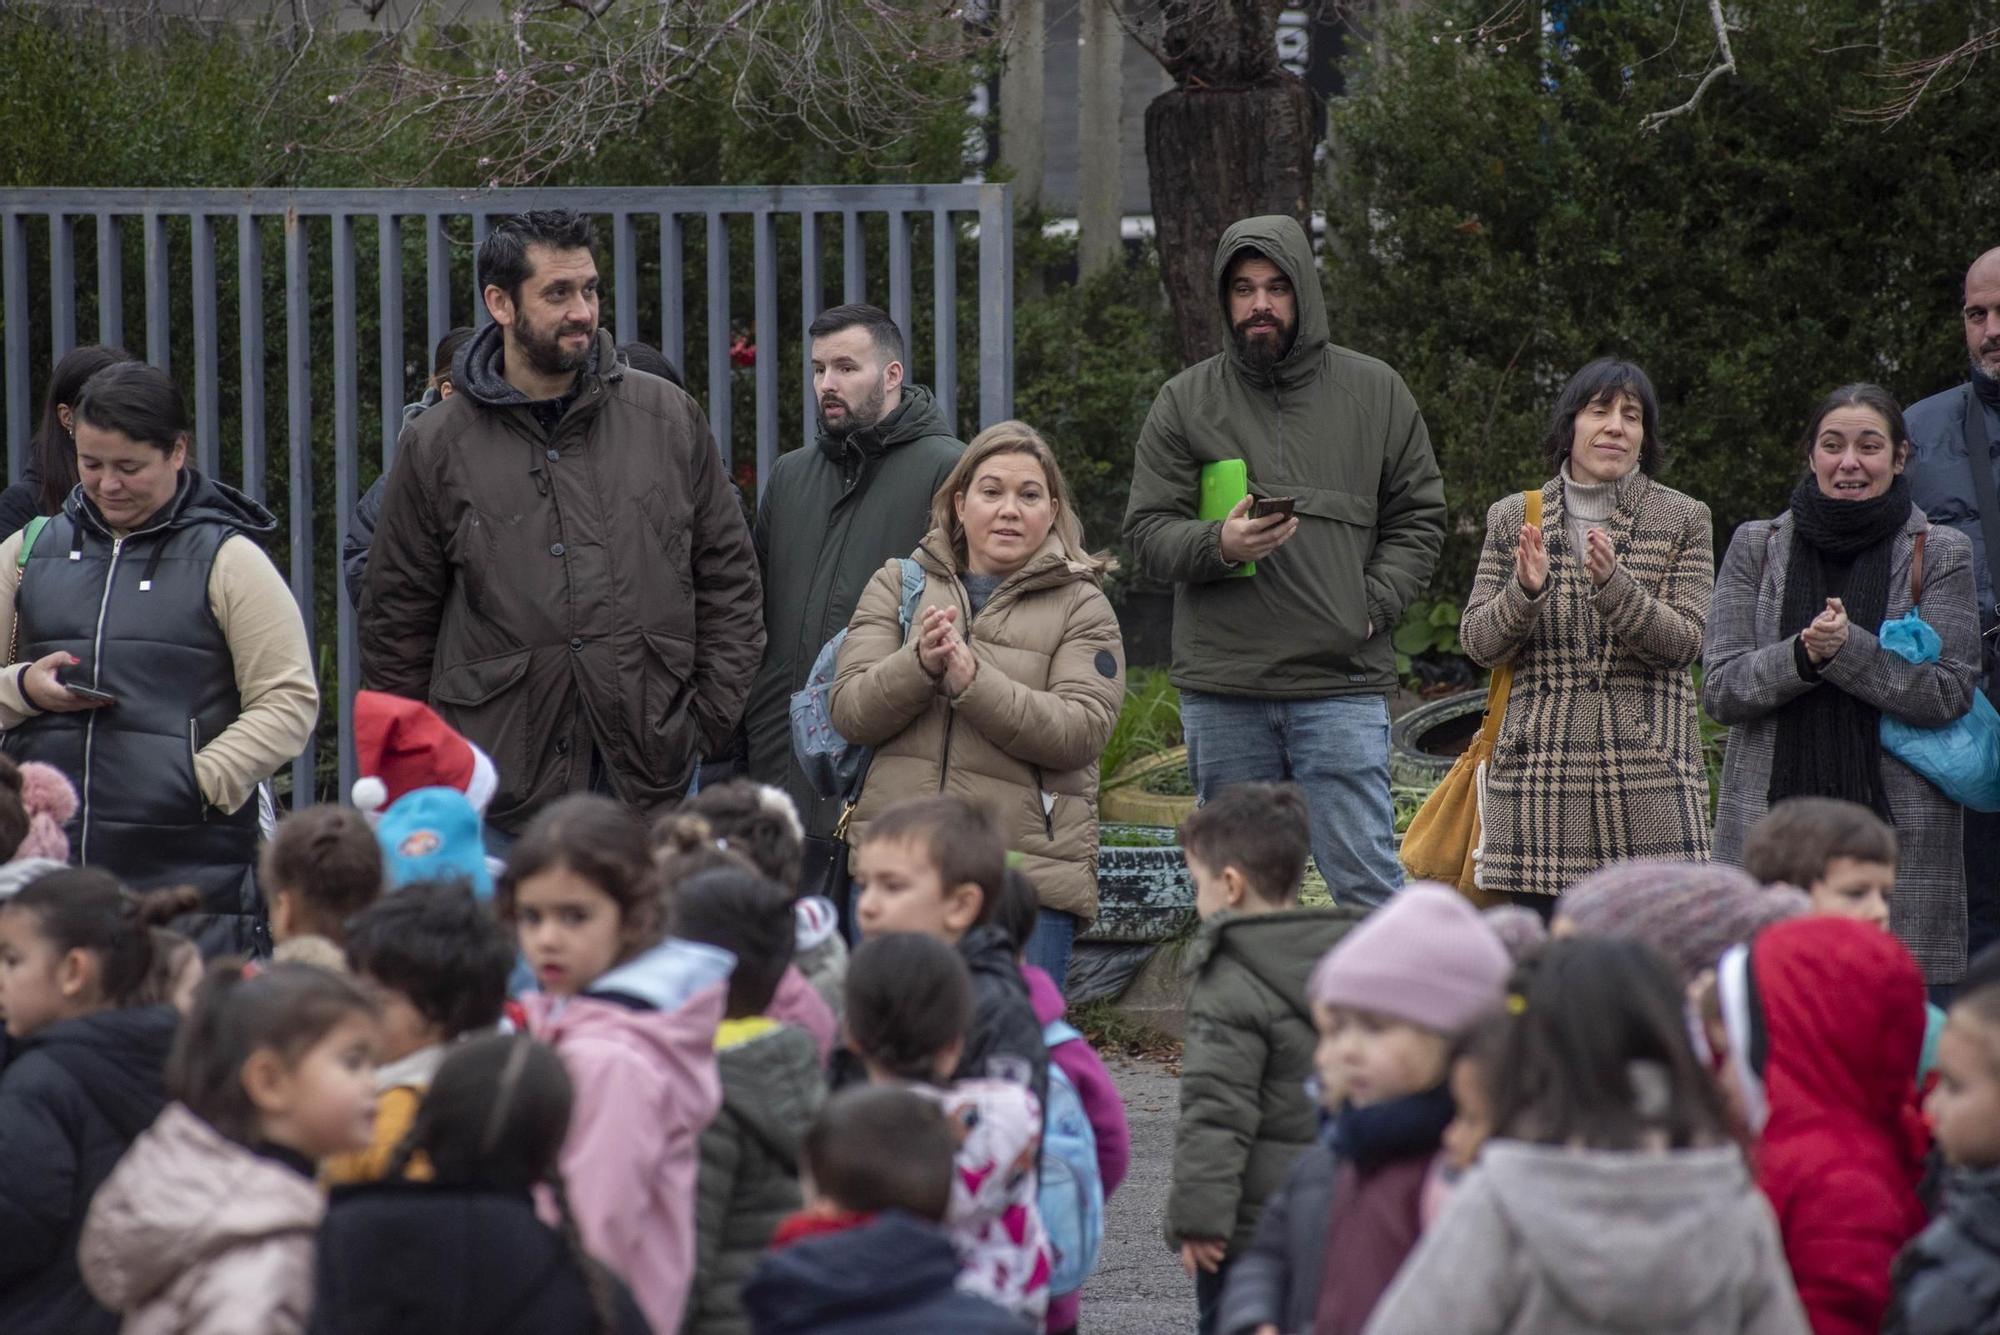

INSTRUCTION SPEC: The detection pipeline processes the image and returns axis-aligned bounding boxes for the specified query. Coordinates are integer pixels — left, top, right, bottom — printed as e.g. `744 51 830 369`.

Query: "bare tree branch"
1853 24 1999 124
1638 0 1735 132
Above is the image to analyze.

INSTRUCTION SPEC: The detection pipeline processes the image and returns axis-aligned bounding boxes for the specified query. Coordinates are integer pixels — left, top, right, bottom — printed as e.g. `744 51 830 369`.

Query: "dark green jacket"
1166 905 1365 1256
685 1021 826 1335
744 386 962 836
1124 216 1446 697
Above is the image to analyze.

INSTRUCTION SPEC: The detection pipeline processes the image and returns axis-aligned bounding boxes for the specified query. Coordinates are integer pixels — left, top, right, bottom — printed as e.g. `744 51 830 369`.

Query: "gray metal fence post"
285 212 315 803
49 214 76 363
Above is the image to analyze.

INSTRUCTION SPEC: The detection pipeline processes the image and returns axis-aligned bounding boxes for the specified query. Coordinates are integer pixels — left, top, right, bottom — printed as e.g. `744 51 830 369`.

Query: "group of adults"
7 203 2000 992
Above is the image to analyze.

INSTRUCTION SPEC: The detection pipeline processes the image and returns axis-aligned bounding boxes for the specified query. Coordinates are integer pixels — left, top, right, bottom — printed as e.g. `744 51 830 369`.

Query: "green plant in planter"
1393 598 1464 681
1101 666 1183 782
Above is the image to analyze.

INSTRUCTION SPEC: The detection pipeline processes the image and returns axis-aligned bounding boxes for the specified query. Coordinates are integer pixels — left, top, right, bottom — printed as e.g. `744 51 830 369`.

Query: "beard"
514 309 596 379
818 371 890 439
1975 345 2000 383
1231 314 1296 372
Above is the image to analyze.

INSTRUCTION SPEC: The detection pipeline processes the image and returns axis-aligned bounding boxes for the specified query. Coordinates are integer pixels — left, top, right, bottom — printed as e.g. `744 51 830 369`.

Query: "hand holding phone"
1250 496 1296 521
20 652 112 713
54 665 116 707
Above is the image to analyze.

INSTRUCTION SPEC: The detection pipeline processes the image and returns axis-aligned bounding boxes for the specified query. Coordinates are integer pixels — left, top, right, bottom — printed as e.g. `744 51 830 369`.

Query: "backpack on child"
1040 1017 1106 1297
789 557 927 802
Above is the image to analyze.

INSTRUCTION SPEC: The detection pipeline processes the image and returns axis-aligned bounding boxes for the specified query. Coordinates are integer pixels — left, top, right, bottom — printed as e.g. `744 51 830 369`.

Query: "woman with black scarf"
1706 383 1982 987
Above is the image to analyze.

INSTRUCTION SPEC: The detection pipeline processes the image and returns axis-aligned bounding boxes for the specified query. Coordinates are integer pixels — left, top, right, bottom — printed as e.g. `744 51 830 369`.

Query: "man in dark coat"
1908 245 2000 958
361 209 763 837
743 303 962 837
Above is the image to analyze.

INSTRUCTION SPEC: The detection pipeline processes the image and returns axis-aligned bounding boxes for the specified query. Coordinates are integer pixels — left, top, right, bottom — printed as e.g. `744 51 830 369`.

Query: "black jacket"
0 479 42 543
1887 1164 2000 1335
741 1212 1030 1335
1216 1125 1335 1335
312 1180 653 1335
0 1005 176 1335
957 926 1050 1117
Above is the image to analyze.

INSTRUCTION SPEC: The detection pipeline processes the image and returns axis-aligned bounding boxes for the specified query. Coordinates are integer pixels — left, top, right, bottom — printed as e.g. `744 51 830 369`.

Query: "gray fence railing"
0 184 1016 805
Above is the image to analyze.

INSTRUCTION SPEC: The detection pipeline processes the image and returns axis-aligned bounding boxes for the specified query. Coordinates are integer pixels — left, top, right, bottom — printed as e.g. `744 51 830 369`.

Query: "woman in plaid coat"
1704 384 1978 984
1460 359 1714 901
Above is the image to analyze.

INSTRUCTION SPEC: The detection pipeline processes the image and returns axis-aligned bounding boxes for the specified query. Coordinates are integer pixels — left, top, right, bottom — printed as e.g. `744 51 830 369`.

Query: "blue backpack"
1039 1018 1106 1297
788 557 927 801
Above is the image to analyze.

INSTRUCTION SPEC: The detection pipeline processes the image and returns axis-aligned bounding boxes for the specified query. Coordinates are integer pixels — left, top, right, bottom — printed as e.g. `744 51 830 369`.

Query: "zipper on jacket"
1031 764 1055 840
188 718 207 822
936 575 975 794
78 535 126 860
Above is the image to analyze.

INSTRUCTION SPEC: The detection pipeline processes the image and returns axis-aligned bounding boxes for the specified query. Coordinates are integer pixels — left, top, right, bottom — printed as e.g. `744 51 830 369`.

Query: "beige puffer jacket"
79 1102 322 1335
830 528 1126 923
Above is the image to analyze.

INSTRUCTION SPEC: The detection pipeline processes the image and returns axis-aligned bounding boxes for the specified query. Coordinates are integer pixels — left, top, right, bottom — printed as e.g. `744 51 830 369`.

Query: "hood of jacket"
1478 1141 1778 1327
1211 214 1330 388
1941 1163 2000 1253
1751 917 1929 1166
1187 906 1366 1020
453 322 617 410
814 383 954 467
523 938 736 1060
68 467 277 544
742 1211 964 1332
79 1102 323 1312
23 1004 178 1141
399 384 443 428
718 1021 822 1163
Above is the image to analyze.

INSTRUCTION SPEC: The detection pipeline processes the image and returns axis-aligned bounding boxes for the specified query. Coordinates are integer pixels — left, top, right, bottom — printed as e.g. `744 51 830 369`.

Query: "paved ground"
1080 1054 1195 1334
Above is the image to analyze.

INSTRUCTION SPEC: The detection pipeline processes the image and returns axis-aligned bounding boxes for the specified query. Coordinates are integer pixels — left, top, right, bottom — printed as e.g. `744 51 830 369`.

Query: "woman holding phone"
1458 358 1715 903
1704 383 1978 985
0 362 317 956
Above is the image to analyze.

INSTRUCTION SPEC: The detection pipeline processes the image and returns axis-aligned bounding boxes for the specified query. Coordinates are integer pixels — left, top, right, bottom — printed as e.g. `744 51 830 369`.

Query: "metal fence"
0 184 1016 804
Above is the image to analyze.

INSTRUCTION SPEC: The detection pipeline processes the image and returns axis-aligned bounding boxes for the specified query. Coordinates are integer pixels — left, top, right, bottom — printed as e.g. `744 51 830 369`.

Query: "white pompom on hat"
350 689 499 817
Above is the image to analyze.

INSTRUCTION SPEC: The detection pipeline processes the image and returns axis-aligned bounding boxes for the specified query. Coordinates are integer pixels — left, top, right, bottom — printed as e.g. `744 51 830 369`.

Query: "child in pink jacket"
502 796 733 1334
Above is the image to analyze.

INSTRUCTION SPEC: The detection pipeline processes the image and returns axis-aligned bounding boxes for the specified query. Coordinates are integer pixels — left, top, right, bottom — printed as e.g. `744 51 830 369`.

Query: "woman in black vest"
0 363 318 956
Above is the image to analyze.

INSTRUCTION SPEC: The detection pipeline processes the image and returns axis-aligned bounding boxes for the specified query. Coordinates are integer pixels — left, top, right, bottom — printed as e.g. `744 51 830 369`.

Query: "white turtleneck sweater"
1561 463 1618 564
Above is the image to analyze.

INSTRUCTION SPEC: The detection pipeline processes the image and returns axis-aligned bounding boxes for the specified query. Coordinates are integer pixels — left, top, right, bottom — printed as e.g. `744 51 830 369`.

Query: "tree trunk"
1144 75 1316 366
1076 0 1125 276
998 0 1048 212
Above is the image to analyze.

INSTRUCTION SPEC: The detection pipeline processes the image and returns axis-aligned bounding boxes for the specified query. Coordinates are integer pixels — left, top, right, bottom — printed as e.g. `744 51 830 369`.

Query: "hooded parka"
827 528 1125 923
1124 216 1446 699
361 326 764 833
745 386 962 838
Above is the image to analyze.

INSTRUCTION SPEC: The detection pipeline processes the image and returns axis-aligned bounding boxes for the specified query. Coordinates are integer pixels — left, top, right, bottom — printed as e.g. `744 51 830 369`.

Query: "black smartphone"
55 669 115 706
1251 496 1297 521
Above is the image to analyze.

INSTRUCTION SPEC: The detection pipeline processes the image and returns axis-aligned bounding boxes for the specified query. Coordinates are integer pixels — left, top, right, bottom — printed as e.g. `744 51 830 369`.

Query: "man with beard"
1124 215 1444 909
743 303 962 844
1908 245 2000 960
361 209 762 841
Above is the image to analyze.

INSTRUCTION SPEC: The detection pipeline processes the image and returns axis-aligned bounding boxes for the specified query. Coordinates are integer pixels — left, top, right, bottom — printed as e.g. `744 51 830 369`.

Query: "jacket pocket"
188 719 207 822
432 649 533 789
641 629 699 764
444 506 500 618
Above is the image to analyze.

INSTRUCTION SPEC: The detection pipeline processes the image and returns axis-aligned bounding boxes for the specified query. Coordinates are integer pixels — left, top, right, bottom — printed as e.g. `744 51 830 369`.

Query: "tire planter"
1099 746 1199 828
1387 689 1487 790
1086 824 1194 944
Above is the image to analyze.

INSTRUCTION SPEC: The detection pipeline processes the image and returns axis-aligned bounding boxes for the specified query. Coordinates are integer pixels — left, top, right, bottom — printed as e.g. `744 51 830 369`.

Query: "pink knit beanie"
1307 884 1511 1035
1555 858 1809 985
12 762 75 862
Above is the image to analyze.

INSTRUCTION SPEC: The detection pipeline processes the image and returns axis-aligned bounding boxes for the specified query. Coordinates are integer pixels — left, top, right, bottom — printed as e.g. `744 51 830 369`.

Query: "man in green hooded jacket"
1124 215 1445 907
744 303 963 839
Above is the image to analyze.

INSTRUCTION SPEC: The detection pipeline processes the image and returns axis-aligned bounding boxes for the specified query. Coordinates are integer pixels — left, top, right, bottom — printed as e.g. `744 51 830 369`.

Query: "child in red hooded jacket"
1714 916 1931 1335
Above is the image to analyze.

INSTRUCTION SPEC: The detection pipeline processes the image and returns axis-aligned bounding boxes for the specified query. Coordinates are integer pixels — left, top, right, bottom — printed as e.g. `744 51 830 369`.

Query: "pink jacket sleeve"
1051 1040 1130 1197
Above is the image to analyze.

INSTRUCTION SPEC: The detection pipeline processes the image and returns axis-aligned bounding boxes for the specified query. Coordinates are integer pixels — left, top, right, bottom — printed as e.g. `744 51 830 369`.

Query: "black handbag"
798 810 856 939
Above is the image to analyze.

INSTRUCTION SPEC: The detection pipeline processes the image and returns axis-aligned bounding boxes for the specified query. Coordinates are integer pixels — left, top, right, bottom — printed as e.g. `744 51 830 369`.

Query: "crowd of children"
7 685 2000 1334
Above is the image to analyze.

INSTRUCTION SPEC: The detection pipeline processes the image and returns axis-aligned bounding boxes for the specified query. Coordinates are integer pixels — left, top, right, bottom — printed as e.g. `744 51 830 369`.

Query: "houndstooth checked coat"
1459 471 1714 898
1703 504 1978 984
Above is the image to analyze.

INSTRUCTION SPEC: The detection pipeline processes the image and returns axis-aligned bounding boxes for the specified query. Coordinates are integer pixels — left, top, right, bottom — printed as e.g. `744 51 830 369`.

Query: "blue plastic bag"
1877 608 2000 812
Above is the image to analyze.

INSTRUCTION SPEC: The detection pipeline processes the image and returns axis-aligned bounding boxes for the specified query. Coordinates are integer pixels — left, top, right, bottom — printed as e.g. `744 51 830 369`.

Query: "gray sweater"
1363 1142 1810 1335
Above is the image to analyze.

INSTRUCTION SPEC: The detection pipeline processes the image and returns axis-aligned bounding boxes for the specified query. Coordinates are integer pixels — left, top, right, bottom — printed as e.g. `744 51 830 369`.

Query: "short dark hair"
431 327 475 388
1541 358 1664 477
499 796 663 950
343 881 515 1037
858 798 1007 927
844 932 972 1082
617 341 686 390
803 1085 955 1220
1489 937 1729 1151
1179 783 1311 904
1743 797 1898 889
667 780 803 892
992 867 1042 956
670 867 797 1018
807 303 906 367
1801 382 1911 465
260 805 385 944
477 209 598 306
72 361 188 455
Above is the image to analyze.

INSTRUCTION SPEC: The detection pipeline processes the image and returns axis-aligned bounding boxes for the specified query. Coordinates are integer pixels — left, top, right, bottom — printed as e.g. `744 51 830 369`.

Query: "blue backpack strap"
1044 1018 1084 1049
896 556 926 633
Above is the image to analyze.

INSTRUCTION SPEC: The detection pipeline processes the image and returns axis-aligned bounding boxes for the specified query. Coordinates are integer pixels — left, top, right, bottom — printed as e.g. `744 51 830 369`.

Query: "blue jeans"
1024 908 1078 992
1181 691 1402 910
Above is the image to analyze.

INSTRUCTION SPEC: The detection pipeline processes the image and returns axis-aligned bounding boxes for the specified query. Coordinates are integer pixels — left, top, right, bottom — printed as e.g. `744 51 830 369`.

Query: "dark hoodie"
743 384 962 838
361 324 764 831
956 925 1050 1118
741 1211 1029 1335
0 1004 177 1335
1167 906 1365 1255
1887 1164 2000 1335
1123 215 1446 698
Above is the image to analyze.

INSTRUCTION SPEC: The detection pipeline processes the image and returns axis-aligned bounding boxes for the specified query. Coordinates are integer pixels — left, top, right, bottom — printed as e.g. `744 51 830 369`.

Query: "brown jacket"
1459 471 1714 897
79 1103 322 1335
829 529 1125 922
361 327 763 832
